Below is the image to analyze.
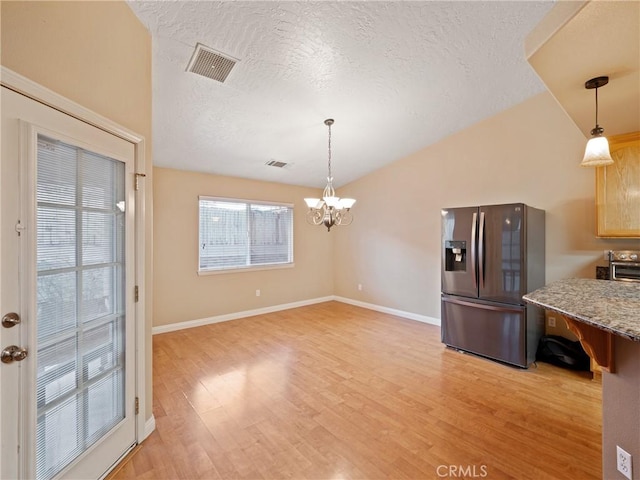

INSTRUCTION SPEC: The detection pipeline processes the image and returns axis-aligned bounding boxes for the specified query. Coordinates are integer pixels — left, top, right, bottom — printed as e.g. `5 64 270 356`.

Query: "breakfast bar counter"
524 278 640 480
523 278 640 341
524 278 640 373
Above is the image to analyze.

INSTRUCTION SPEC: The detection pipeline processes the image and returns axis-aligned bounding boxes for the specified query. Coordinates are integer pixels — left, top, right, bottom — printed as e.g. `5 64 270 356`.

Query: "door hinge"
135 397 139 415
134 285 139 303
15 220 25 236
134 173 146 191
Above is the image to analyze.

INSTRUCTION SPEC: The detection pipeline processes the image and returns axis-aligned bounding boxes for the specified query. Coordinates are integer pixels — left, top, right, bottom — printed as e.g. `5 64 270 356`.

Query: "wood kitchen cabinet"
595 131 640 237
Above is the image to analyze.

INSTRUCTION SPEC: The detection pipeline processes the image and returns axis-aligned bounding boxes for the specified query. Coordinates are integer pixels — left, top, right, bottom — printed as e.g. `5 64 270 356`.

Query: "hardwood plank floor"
110 301 602 479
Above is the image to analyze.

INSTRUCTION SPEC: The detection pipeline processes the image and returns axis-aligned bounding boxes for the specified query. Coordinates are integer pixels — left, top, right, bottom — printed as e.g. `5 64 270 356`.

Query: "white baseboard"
152 296 335 334
142 415 156 440
152 295 440 335
333 296 441 326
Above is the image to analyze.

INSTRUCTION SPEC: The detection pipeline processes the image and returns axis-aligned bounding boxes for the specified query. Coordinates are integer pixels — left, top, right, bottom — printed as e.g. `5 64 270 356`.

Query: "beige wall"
153 167 334 327
1 0 154 422
334 91 640 319
603 338 640 480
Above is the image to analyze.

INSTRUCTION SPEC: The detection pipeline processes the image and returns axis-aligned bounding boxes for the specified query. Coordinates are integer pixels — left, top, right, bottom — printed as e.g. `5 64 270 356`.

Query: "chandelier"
304 119 356 231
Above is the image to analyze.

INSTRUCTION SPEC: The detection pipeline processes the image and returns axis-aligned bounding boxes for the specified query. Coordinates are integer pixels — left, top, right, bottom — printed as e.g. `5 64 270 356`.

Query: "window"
199 196 294 272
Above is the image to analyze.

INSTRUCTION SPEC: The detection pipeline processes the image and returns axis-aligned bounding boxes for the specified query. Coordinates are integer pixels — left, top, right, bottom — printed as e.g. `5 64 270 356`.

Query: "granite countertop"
523 278 640 342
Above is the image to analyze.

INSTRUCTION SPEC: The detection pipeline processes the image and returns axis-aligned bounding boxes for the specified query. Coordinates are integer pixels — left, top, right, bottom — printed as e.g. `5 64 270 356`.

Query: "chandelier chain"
327 121 332 180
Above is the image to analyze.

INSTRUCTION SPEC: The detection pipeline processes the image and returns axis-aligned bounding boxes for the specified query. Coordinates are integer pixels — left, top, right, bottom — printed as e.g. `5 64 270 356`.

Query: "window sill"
197 263 295 276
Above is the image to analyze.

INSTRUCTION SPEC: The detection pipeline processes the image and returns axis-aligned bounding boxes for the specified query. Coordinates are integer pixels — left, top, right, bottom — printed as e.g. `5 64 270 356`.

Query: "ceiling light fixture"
304 119 356 232
581 76 613 167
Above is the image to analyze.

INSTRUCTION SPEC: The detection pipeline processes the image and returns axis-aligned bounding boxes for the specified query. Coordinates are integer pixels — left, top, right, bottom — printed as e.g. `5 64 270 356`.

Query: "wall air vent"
266 160 289 168
186 43 238 83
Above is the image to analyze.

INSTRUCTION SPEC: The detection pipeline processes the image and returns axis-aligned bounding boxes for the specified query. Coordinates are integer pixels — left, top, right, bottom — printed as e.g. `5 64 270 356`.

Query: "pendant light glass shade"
304 198 323 209
581 136 613 166
339 198 356 209
581 76 613 167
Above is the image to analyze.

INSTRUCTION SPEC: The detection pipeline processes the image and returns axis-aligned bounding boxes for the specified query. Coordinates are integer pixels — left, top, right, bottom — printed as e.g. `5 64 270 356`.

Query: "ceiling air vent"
266 160 289 168
186 43 238 83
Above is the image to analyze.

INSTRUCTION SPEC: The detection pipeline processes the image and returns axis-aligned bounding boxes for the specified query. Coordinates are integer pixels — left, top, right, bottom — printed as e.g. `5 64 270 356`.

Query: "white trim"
133 140 149 443
152 296 335 334
0 84 2 480
197 262 295 276
19 120 38 479
142 415 156 441
333 296 441 326
0 67 142 144
152 295 440 335
0 67 151 442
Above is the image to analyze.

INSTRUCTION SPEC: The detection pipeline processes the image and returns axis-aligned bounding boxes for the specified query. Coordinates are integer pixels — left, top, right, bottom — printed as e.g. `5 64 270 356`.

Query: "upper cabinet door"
596 131 640 238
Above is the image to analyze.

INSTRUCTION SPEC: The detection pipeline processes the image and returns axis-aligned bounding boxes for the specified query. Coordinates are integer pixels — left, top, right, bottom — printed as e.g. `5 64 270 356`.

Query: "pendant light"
581 76 613 167
304 119 356 232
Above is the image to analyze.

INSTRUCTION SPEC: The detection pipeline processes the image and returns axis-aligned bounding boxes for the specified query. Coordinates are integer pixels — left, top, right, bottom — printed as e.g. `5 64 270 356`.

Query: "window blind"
199 197 293 271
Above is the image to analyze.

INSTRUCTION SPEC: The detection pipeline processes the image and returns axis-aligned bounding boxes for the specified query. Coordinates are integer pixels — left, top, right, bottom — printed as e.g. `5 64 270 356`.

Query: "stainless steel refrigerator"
441 203 545 367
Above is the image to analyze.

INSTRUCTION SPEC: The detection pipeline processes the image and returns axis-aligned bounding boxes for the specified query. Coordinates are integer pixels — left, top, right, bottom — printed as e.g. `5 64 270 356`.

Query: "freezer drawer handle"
443 296 523 313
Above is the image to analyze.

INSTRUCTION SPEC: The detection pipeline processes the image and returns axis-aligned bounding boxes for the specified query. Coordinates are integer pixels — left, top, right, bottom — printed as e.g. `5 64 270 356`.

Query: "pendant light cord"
595 86 599 127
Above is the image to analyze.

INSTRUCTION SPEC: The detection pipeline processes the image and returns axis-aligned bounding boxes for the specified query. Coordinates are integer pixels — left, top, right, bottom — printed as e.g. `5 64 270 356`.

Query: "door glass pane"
37 337 77 408
37 272 76 340
35 135 126 480
82 211 116 265
36 140 76 206
37 207 76 270
36 395 79 479
82 267 117 322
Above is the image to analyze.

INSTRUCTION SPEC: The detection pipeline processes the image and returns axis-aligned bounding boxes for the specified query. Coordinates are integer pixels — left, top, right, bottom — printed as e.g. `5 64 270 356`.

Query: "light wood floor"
111 301 602 479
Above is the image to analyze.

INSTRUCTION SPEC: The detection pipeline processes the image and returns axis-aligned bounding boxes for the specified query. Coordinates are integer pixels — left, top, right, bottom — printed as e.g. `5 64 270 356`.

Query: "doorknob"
2 312 20 328
1 345 28 364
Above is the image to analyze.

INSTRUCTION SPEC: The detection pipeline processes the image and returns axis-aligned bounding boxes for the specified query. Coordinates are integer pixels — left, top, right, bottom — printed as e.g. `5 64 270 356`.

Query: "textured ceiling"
127 1 555 188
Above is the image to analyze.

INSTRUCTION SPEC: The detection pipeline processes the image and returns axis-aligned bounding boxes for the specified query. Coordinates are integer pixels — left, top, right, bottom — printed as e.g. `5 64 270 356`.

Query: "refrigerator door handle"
479 211 485 289
471 212 478 289
442 295 523 313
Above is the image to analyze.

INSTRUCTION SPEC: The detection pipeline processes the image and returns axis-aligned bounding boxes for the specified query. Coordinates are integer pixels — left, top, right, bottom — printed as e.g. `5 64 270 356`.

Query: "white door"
1 86 137 479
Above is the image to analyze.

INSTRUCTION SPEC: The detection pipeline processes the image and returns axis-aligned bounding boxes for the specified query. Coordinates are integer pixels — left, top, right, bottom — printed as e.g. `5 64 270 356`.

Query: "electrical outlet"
357 284 362 291
255 289 261 297
617 445 632 480
548 316 556 328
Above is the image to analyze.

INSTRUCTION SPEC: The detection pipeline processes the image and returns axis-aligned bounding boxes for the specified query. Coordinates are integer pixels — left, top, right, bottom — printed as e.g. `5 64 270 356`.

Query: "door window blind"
35 135 126 480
